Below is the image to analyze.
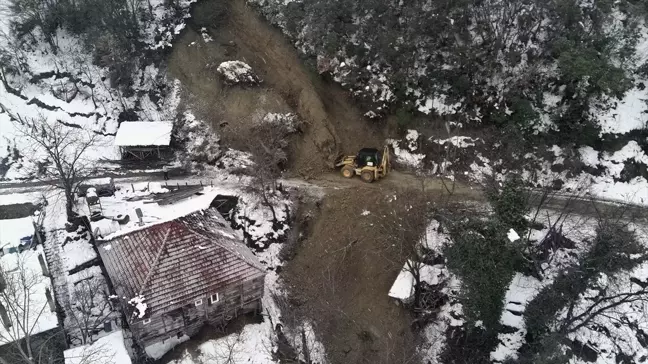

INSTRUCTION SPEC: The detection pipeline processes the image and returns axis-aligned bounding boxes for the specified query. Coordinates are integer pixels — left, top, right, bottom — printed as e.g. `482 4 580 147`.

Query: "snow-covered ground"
415 221 464 363
490 274 542 362
86 177 290 250
64 330 132 364
388 129 426 168
387 126 648 205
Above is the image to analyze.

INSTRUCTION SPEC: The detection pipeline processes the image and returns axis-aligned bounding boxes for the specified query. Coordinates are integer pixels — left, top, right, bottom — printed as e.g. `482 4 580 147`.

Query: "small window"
194 299 203 306
142 318 151 325
209 293 220 304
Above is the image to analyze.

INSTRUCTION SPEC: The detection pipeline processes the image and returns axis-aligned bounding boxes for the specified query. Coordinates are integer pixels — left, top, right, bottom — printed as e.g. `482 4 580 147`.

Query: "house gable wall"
131 275 264 347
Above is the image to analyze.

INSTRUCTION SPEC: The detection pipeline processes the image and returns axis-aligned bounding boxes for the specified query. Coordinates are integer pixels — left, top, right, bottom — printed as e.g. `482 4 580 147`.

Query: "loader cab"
355 148 381 168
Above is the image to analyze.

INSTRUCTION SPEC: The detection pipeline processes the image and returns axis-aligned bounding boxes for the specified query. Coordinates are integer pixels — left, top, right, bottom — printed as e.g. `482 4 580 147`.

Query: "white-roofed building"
114 121 173 160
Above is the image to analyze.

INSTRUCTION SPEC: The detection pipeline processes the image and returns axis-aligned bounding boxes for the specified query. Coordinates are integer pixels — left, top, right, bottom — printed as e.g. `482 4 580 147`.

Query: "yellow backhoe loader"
335 146 390 183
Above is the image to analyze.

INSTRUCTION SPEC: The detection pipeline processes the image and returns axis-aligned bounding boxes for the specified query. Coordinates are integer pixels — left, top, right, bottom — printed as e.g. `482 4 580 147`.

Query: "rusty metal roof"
97 209 265 319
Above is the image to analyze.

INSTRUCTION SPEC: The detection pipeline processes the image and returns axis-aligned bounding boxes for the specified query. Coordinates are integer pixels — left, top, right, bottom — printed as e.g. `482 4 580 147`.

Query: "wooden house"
114 121 172 160
96 209 265 350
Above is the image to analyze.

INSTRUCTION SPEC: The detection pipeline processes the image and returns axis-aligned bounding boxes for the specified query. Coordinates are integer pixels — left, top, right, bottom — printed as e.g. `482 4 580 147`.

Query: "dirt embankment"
284 187 436 364
168 0 386 178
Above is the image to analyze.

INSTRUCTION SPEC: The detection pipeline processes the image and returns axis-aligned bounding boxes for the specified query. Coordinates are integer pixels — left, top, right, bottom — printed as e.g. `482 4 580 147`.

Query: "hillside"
0 1 648 364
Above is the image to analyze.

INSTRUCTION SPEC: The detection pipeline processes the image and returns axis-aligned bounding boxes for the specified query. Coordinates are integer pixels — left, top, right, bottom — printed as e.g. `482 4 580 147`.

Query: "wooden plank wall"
132 276 264 347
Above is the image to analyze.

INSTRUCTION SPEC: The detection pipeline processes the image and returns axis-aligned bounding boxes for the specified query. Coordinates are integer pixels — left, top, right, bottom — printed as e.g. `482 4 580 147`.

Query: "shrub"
585 222 645 274
394 106 414 131
445 218 518 331
492 96 540 130
554 39 632 97
525 270 588 341
193 0 230 29
440 326 499 364
486 175 529 234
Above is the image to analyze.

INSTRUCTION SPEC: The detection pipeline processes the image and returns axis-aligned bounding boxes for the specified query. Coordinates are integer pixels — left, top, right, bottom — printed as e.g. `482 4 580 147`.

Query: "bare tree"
65 275 114 346
57 342 114 364
245 115 297 221
202 329 246 364
270 294 329 364
0 252 118 364
8 0 64 50
0 250 59 364
3 113 99 220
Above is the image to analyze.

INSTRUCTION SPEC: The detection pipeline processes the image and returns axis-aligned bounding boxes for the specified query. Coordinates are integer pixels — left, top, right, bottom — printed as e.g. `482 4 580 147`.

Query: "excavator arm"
381 145 390 174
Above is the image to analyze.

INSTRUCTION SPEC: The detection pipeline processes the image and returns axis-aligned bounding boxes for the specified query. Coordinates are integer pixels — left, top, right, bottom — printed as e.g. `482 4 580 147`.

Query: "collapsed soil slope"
284 187 434 364
168 0 387 178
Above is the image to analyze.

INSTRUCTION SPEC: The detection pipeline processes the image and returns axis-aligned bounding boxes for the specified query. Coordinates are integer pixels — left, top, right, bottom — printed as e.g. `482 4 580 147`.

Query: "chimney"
135 208 144 226
45 287 55 312
38 254 50 277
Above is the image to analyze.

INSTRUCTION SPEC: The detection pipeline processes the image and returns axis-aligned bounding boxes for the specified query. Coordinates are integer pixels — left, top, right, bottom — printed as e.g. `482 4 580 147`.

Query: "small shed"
114 122 173 160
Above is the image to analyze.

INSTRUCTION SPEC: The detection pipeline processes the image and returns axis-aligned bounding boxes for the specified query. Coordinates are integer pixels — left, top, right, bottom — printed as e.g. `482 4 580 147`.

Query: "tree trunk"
262 189 278 223
65 188 75 221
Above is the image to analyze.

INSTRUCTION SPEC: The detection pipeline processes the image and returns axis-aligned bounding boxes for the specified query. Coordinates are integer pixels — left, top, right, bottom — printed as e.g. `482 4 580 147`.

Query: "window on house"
142 318 151 325
209 293 220 304
194 299 203 306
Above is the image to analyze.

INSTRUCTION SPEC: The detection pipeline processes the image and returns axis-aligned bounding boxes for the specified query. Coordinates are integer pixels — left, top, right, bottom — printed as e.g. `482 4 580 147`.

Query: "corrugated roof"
114 121 172 147
98 209 264 319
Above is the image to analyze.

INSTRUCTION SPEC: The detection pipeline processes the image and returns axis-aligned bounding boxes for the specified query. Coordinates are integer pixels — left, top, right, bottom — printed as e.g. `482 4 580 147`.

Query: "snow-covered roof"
0 192 43 206
0 216 35 249
64 330 132 364
0 246 58 344
114 122 172 147
97 209 265 319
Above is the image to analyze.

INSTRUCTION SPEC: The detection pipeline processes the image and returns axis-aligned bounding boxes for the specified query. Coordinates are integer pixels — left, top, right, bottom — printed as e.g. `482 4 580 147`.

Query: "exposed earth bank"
168 0 391 179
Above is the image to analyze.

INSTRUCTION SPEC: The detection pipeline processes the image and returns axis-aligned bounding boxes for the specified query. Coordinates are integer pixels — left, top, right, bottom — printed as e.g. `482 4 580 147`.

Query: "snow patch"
507 229 520 242
128 295 147 319
433 136 481 148
145 334 190 359
490 274 542 362
217 61 261 85
388 138 425 168
64 330 132 364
